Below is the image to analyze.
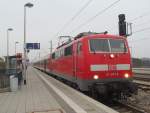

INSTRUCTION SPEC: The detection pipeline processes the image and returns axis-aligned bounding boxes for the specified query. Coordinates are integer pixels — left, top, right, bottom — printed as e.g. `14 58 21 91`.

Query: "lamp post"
15 41 19 55
24 3 33 85
15 41 19 72
7 28 13 73
49 40 53 54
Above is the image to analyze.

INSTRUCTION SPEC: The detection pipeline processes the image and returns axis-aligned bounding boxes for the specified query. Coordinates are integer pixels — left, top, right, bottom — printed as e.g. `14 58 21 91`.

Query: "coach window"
64 45 72 56
58 50 60 58
77 42 82 54
55 51 57 59
61 49 64 57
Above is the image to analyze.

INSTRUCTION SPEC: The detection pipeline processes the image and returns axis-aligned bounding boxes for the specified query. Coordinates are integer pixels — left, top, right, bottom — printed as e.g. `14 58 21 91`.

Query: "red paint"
35 34 132 81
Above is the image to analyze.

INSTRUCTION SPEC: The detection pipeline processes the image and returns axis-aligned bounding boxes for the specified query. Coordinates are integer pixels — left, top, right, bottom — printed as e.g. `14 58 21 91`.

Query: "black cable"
133 20 150 27
130 37 150 43
54 0 93 37
70 0 93 21
69 0 121 33
130 11 150 22
133 27 150 34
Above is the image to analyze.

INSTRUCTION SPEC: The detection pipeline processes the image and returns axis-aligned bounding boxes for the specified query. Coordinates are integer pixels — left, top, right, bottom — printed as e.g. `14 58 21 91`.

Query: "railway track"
37 67 149 113
133 72 150 91
109 100 148 113
134 76 150 82
134 71 150 80
135 82 150 91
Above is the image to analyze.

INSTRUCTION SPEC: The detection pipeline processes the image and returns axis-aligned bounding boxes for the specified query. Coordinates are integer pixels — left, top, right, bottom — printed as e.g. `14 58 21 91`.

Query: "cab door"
74 42 84 80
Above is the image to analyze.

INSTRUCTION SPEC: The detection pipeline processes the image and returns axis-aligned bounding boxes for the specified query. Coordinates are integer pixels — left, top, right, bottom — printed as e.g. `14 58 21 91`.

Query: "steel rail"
112 100 147 113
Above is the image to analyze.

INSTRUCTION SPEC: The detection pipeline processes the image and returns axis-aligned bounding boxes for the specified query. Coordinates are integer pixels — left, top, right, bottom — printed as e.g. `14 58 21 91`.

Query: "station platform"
0 67 118 113
0 67 65 113
133 68 150 75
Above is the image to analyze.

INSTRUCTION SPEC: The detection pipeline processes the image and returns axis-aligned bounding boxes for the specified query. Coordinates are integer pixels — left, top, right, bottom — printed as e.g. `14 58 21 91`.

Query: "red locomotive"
35 31 137 99
35 14 137 99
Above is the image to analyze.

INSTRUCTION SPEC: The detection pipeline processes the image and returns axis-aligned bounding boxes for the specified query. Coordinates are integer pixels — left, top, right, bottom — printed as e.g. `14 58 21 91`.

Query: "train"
34 31 138 99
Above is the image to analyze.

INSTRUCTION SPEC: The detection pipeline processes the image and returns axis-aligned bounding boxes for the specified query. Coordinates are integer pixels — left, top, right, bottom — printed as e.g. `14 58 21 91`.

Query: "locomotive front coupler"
93 83 107 95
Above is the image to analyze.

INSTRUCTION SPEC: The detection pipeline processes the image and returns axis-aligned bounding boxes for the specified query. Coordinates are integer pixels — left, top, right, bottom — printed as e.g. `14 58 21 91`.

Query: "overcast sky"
0 0 150 61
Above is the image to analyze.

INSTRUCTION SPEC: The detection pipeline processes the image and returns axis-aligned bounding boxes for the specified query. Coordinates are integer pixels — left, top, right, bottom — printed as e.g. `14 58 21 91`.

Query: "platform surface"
0 67 65 113
35 67 118 113
0 67 118 113
133 68 150 74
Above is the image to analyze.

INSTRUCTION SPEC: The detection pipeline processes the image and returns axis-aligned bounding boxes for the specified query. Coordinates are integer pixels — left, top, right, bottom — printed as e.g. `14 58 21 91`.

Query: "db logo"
108 65 116 70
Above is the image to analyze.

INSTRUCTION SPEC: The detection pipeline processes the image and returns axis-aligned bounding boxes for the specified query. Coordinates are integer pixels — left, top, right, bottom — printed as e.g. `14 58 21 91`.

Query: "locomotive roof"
74 31 108 39
56 32 126 49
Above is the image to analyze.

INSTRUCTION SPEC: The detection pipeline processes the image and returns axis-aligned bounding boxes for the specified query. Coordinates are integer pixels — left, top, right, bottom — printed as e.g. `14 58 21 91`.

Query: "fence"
0 69 10 92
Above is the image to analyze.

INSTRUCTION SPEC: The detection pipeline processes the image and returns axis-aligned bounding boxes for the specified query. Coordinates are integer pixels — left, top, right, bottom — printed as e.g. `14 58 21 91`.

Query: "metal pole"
15 42 16 71
24 6 27 85
15 42 19 55
15 42 16 55
15 42 19 70
49 40 53 54
6 28 13 74
23 3 33 85
7 30 9 71
39 52 41 67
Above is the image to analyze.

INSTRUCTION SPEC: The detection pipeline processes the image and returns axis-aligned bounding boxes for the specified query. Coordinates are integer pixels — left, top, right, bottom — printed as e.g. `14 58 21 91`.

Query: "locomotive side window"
89 39 109 52
55 51 58 59
109 39 127 52
64 45 72 56
60 49 64 57
52 53 55 59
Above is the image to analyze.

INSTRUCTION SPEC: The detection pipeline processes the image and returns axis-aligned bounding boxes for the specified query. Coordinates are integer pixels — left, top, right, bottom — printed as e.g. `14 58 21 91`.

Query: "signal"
118 14 132 37
118 14 126 36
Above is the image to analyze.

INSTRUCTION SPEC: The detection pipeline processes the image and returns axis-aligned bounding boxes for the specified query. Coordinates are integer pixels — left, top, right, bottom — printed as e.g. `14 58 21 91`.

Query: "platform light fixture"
6 28 13 71
23 2 34 85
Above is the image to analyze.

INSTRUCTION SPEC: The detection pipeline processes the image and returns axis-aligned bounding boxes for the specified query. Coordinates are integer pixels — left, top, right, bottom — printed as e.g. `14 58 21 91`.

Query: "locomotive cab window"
64 45 72 56
109 39 127 52
89 39 109 52
89 38 127 53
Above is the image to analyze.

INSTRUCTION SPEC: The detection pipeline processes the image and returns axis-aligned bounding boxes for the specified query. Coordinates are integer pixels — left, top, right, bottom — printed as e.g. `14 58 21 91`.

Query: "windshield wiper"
91 46 96 54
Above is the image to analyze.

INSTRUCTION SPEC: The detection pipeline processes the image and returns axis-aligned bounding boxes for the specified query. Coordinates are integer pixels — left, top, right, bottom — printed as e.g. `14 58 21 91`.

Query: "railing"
0 69 10 92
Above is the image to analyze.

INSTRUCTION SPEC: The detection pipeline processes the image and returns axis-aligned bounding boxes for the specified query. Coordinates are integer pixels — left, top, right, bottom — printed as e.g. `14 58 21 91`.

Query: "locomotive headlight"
110 54 115 58
93 75 99 80
124 73 129 78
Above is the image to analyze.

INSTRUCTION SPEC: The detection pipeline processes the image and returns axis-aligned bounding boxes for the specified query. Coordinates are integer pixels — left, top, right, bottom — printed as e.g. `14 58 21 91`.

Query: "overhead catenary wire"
69 0 94 22
132 27 150 34
127 27 150 45
129 37 150 43
111 11 150 34
69 0 121 34
133 20 150 28
130 11 150 22
54 0 94 38
125 13 150 37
